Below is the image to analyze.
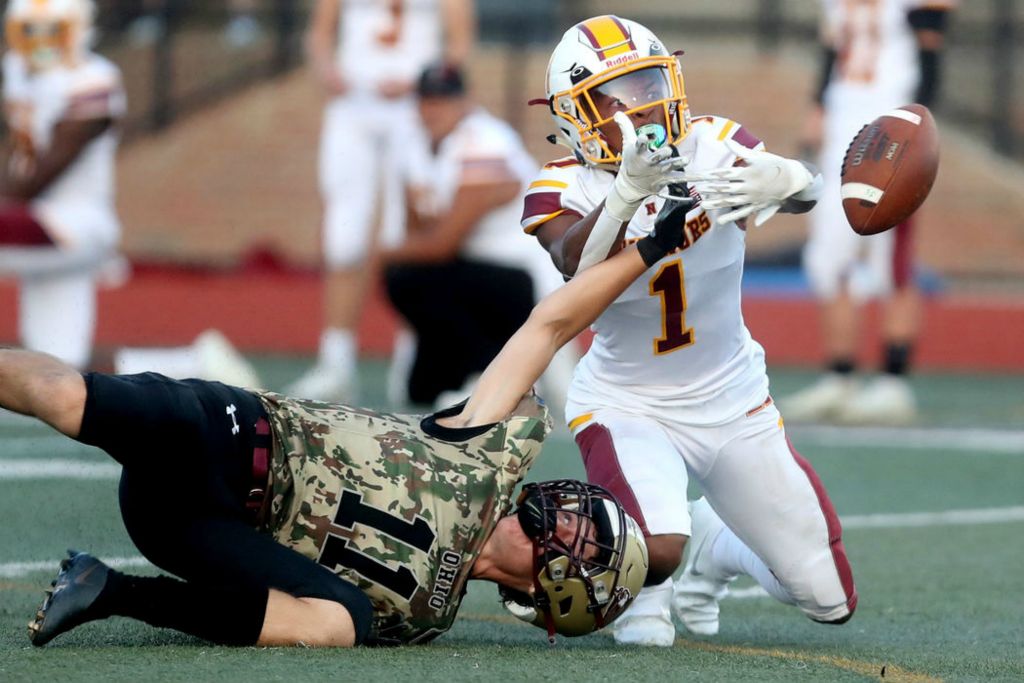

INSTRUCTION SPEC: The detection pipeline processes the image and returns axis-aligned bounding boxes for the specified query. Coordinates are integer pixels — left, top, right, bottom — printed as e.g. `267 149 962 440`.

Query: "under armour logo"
226 404 240 434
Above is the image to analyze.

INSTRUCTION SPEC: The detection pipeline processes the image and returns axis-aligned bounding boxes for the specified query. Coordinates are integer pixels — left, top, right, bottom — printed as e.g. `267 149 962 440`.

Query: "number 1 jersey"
256 392 551 644
521 116 770 426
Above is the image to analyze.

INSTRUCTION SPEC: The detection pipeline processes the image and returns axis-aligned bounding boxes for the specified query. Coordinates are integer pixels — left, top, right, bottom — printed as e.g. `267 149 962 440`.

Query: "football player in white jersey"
381 63 576 409
523 15 856 646
782 0 956 424
0 0 125 370
287 0 476 402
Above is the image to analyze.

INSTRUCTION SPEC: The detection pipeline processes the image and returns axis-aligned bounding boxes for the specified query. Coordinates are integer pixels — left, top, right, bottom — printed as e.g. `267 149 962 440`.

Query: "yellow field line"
678 640 943 683
460 613 942 682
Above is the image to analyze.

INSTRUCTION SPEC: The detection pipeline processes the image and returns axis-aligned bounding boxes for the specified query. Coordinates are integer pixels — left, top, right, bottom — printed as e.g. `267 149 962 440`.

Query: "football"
840 104 939 235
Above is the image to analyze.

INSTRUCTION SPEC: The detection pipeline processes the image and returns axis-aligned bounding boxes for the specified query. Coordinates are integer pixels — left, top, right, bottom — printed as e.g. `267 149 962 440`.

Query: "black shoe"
28 549 111 646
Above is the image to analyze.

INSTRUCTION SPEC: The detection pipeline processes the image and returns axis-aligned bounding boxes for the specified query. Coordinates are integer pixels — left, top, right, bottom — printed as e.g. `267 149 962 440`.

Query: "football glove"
605 112 690 222
637 194 694 267
682 140 815 226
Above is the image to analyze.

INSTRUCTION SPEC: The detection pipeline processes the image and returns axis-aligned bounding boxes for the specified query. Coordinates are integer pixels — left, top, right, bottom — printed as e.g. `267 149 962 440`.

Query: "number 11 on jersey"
650 259 694 355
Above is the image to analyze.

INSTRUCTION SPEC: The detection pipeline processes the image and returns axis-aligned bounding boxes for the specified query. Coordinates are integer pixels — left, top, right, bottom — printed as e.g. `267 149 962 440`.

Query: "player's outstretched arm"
452 207 687 427
0 349 87 437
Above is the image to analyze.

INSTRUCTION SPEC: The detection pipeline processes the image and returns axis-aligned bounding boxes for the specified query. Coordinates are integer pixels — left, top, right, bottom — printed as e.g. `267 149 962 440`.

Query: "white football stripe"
841 182 885 204
883 108 922 125
0 459 121 480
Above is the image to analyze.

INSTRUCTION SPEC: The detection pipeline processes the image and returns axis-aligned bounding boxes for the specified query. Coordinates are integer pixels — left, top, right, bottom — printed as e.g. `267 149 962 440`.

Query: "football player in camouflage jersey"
2 198 692 648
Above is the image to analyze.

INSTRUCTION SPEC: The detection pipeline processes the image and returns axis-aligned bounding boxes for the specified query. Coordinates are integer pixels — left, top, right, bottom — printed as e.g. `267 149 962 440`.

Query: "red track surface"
1 269 1022 370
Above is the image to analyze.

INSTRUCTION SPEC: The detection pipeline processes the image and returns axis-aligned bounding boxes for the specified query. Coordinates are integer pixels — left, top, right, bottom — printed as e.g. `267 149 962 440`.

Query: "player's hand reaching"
637 193 694 267
605 112 689 221
682 140 815 227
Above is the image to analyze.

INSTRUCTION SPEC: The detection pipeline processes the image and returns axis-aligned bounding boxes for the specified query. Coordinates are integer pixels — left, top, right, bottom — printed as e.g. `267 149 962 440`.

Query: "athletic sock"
883 343 913 376
95 570 268 645
320 327 356 372
827 358 856 376
708 526 796 606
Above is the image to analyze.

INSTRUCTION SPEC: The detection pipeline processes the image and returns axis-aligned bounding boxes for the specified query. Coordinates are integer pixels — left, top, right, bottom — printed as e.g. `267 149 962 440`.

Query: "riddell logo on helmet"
603 52 639 68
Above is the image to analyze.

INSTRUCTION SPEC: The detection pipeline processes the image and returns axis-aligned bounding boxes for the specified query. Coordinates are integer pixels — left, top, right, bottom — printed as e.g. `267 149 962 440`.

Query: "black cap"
416 62 465 98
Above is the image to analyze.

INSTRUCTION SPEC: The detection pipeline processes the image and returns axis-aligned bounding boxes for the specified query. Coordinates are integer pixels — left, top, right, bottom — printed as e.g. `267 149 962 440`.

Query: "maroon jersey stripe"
521 191 564 222
731 125 762 150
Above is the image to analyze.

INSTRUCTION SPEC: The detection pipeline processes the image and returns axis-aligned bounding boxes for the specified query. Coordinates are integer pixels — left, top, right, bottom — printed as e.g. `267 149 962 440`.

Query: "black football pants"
384 258 535 405
76 372 372 643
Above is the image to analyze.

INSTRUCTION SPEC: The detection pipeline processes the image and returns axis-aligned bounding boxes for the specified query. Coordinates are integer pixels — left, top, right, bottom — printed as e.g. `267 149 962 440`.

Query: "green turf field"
1 360 1022 682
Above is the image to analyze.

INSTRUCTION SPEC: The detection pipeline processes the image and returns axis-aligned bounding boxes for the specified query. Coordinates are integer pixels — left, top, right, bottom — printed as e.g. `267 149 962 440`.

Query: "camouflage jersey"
255 391 552 645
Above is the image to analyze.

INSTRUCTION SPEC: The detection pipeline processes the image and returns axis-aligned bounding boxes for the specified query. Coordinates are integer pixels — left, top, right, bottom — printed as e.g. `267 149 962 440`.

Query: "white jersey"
406 107 540 271
2 51 125 249
821 0 955 108
337 0 443 94
522 116 770 425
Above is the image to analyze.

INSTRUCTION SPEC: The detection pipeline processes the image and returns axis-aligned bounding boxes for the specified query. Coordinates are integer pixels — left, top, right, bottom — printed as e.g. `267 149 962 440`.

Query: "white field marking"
726 505 1024 600
791 424 1024 454
0 556 151 579
0 459 121 480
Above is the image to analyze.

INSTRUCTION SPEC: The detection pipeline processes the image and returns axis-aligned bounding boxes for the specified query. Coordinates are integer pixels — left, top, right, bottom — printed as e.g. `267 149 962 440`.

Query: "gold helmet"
502 480 648 641
540 15 690 167
4 0 95 71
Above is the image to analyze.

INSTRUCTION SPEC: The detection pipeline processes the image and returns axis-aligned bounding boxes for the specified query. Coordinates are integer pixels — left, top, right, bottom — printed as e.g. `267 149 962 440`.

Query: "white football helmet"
5 0 96 71
541 15 690 167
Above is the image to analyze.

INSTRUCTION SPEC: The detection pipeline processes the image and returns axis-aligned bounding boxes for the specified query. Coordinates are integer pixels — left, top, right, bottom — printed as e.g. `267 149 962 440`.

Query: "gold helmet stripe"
577 15 635 61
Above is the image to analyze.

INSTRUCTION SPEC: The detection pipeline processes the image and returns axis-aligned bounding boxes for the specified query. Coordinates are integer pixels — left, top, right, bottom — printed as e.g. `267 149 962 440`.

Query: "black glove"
637 186 694 267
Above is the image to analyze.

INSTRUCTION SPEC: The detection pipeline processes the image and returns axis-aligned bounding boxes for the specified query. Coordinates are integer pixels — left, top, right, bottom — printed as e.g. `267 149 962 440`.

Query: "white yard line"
841 505 1024 528
0 459 121 480
1 556 151 579
728 505 1024 600
2 507 1021 582
791 425 1024 454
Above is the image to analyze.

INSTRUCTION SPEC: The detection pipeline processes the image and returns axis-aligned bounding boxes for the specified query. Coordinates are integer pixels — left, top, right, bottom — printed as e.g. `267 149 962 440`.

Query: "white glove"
605 112 689 222
681 139 815 226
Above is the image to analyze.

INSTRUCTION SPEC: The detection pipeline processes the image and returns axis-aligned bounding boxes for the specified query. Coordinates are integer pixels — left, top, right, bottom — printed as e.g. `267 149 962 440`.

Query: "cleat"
194 329 263 390
673 498 734 636
29 550 112 647
612 580 676 647
836 375 916 425
613 614 676 647
777 373 858 422
284 363 357 403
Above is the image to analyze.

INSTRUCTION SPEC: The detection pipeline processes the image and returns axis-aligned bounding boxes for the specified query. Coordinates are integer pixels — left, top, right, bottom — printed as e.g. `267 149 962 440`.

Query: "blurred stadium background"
1 2 1023 679
1 0 1022 370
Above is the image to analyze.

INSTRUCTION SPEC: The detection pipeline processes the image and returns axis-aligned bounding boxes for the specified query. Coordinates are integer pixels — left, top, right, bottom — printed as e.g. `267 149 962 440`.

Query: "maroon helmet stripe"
578 23 601 50
608 16 636 51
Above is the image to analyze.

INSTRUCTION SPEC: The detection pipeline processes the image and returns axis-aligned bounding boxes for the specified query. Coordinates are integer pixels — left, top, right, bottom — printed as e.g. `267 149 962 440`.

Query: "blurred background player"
382 62 576 409
781 0 956 425
0 0 124 370
525 16 853 647
286 0 476 401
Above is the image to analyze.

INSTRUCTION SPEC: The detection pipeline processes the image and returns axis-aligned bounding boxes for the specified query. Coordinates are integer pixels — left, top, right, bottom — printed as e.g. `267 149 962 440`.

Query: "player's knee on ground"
260 592 358 648
784 556 857 625
645 534 687 586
